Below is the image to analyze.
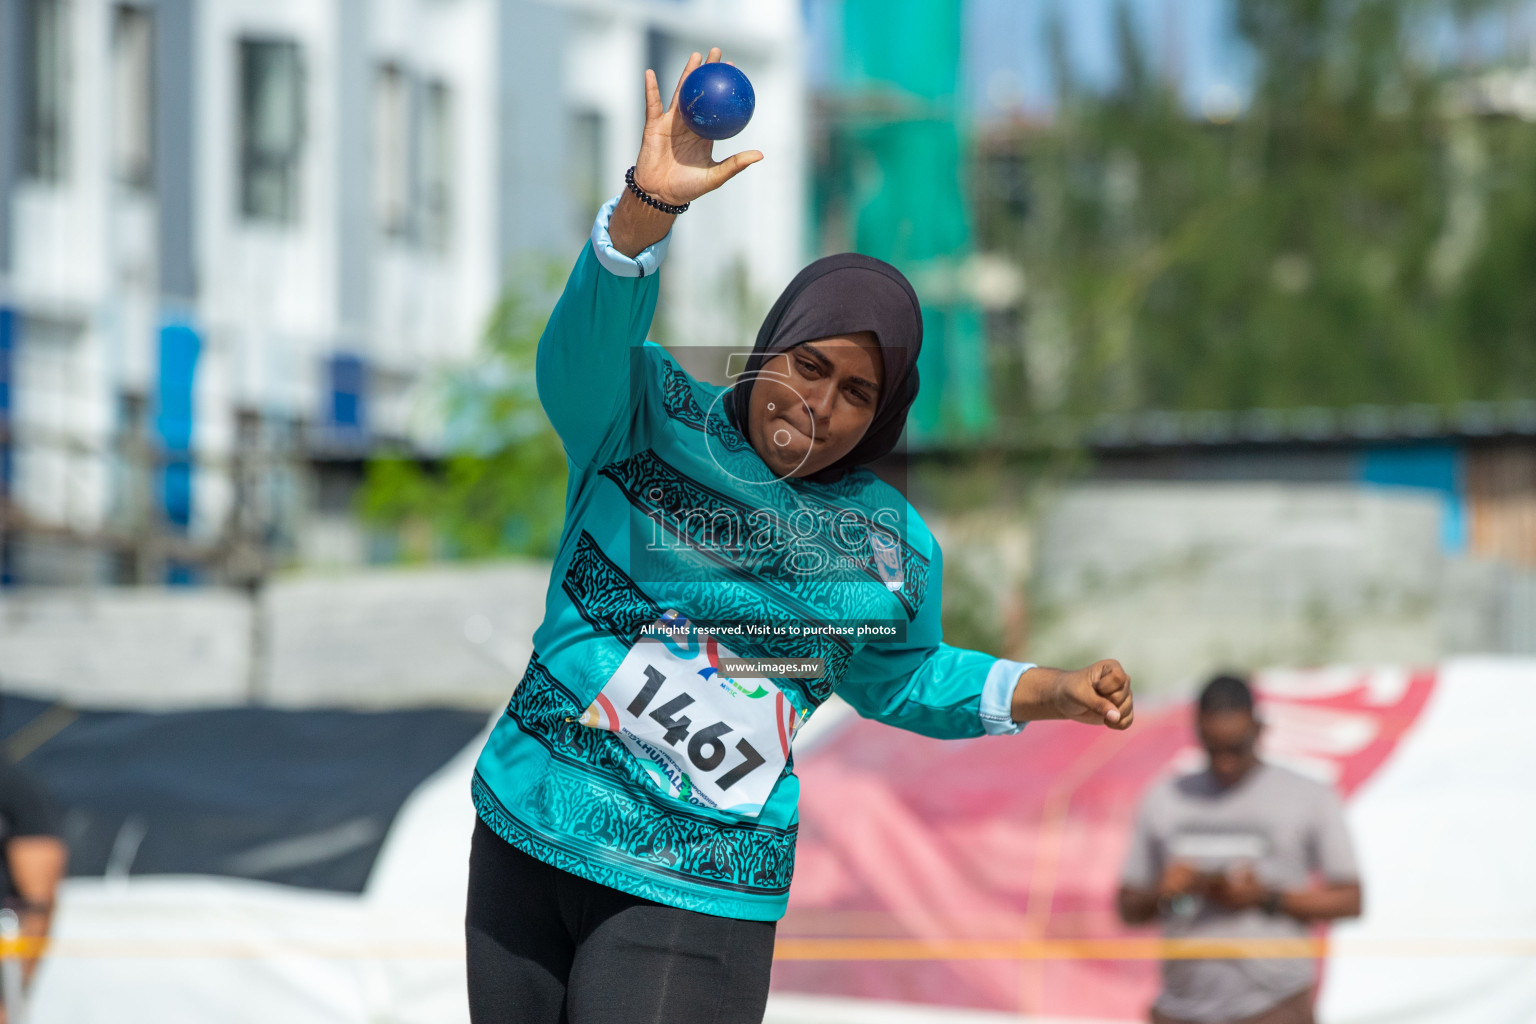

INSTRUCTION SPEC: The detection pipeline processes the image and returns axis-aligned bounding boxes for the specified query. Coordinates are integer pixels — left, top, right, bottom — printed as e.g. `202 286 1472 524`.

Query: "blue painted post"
156 320 201 584
327 352 368 447
0 307 13 586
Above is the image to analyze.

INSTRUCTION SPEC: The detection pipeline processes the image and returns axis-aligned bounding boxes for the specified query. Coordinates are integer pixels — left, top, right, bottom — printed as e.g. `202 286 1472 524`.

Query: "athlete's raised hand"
611 48 761 257
634 48 763 207
1010 660 1135 731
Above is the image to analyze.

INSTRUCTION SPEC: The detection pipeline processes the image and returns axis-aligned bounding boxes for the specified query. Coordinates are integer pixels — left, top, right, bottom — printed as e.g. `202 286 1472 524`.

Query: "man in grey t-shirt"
1118 675 1362 1024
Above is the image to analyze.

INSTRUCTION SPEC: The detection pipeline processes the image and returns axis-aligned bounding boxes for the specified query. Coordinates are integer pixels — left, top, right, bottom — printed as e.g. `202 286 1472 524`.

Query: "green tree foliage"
980 0 1534 421
356 268 570 561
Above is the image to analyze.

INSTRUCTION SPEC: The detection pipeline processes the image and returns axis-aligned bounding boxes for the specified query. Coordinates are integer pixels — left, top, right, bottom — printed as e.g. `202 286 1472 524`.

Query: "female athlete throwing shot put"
467 48 1134 1024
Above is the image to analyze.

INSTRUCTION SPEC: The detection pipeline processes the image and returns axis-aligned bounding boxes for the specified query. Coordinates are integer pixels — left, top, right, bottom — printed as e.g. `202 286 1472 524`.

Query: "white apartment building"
0 0 807 584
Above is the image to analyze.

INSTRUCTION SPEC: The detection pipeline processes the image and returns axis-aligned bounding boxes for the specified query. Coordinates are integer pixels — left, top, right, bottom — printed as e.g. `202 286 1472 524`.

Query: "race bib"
578 611 803 817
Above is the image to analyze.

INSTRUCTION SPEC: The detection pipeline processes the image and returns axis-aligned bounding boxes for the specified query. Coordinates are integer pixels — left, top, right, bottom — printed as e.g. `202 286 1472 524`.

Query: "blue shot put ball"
680 62 756 141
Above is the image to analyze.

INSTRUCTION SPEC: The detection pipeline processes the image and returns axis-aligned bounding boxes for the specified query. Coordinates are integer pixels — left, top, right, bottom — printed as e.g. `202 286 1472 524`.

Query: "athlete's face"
746 333 884 480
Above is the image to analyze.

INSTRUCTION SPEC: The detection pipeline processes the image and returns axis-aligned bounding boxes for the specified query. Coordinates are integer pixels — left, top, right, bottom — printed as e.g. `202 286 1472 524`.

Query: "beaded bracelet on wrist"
625 166 690 215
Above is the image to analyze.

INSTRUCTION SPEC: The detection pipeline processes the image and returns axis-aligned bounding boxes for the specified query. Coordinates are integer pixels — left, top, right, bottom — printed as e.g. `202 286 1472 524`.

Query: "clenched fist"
1010 660 1135 730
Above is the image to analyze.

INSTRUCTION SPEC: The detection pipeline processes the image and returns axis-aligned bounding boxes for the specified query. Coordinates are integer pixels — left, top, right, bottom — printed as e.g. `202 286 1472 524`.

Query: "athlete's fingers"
1098 678 1131 709
1095 675 1130 703
1092 659 1130 697
705 46 723 63
670 51 703 110
644 68 664 124
1092 658 1128 690
1071 676 1123 727
1110 690 1135 731
708 150 763 188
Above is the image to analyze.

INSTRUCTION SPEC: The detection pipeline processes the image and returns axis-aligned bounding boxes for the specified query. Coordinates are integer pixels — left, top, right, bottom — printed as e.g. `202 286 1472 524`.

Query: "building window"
23 0 72 182
373 63 411 239
374 68 454 251
239 38 305 223
112 5 154 190
418 80 453 252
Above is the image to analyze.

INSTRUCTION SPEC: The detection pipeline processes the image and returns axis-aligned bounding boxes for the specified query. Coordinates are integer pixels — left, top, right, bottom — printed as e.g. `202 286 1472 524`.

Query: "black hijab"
726 253 923 484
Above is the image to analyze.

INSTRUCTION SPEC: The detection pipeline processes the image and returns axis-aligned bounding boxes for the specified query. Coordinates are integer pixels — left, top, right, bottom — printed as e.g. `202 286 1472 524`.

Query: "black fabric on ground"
465 816 776 1024
0 692 488 892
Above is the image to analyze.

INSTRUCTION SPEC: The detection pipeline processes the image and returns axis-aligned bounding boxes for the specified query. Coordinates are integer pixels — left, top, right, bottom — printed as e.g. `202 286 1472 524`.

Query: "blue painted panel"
156 321 200 457
327 352 368 437
156 320 200 585
1359 444 1466 552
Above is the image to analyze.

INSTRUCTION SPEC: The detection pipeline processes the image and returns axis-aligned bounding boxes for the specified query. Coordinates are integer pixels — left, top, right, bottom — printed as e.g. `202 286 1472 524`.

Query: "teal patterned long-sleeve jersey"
471 202 1030 922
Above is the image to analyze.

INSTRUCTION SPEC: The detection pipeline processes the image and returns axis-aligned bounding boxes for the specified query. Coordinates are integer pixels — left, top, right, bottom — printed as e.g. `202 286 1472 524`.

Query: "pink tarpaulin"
773 667 1436 1018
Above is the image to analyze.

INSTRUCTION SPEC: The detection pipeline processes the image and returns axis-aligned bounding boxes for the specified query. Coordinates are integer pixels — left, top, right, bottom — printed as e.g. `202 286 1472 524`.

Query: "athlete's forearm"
609 189 675 257
1009 666 1069 721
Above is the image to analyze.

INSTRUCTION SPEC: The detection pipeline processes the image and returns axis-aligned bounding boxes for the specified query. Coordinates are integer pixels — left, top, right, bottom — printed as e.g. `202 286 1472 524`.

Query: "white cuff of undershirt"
591 194 672 278
980 658 1034 736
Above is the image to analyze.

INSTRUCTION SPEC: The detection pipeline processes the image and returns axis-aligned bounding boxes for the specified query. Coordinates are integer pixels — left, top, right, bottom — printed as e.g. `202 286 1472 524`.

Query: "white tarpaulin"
1318 658 1536 1023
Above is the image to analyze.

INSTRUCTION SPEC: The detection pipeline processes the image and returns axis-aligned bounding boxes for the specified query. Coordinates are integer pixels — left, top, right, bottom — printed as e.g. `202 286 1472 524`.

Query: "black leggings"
465 816 777 1024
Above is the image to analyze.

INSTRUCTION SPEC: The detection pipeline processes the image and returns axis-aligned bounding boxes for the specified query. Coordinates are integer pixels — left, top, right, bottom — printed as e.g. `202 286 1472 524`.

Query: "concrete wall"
1024 483 1453 694
261 561 547 708
1440 557 1536 656
0 587 253 707
0 561 549 709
